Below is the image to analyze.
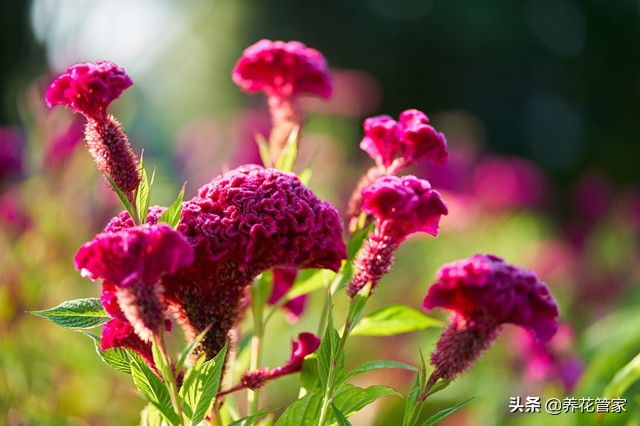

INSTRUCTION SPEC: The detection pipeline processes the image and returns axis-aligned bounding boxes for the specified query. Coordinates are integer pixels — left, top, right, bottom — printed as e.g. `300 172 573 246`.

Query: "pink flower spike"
362 175 448 242
232 40 332 99
46 61 133 121
423 254 559 343
75 223 194 287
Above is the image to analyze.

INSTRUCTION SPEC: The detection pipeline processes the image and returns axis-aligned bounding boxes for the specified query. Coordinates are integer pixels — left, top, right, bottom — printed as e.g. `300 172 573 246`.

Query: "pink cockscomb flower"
0 126 24 190
268 269 307 323
75 224 194 342
232 40 332 161
347 175 448 297
46 61 140 200
348 109 448 229
106 165 346 359
423 254 559 385
234 332 321 392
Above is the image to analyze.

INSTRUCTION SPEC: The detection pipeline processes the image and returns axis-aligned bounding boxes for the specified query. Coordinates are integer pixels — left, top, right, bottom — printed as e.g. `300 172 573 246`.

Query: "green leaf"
333 384 401 419
136 155 154 224
300 354 320 394
175 325 210 376
351 305 443 337
274 390 322 426
402 372 423 426
104 173 138 224
332 402 351 426
276 125 299 172
345 282 371 335
340 360 418 386
83 331 133 374
317 309 345 389
181 342 228 425
32 298 110 330
158 183 186 229
251 272 273 308
299 167 313 186
604 351 640 399
256 134 273 169
421 397 474 426
330 224 372 295
141 403 165 426
130 355 180 425
348 224 372 260
151 339 175 391
286 269 331 301
228 408 278 426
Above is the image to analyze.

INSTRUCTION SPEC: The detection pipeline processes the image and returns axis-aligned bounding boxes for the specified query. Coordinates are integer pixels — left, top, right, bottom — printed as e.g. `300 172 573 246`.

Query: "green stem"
155 333 184 424
248 297 264 416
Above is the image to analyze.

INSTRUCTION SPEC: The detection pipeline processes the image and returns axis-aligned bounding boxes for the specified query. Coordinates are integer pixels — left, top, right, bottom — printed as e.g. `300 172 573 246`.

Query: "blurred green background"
1 0 640 425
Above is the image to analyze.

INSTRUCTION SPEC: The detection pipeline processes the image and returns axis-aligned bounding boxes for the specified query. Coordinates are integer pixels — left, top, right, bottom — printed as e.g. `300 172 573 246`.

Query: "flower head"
362 175 448 242
46 61 132 121
360 109 448 170
232 40 332 99
423 254 559 383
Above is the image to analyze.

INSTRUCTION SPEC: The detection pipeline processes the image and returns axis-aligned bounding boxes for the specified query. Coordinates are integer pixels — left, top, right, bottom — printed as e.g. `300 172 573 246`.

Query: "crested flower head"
362 175 448 242
424 254 558 342
360 109 448 169
232 40 332 99
46 61 132 121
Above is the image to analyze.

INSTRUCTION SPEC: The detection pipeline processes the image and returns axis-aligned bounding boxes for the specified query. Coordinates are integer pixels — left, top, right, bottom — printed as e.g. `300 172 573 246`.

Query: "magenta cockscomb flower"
268 269 306 323
232 40 332 161
46 61 132 121
348 109 448 228
46 61 140 199
75 224 194 342
423 254 559 384
237 332 321 391
347 175 448 297
107 166 346 359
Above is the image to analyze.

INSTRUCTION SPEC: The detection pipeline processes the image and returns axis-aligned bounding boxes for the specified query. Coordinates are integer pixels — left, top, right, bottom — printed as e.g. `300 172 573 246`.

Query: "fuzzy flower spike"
232 40 332 162
348 109 448 229
346 175 448 297
75 223 195 342
46 61 140 201
423 254 559 386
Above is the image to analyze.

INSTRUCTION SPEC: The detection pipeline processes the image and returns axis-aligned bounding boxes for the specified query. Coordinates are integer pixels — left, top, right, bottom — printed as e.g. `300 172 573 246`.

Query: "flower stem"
154 333 184 424
248 294 265 416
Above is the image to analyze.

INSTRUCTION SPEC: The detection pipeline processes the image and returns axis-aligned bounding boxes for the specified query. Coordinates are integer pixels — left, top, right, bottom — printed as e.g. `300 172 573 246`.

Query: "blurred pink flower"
0 191 31 234
44 118 84 169
347 175 447 297
0 126 24 189
424 254 559 383
268 269 306 323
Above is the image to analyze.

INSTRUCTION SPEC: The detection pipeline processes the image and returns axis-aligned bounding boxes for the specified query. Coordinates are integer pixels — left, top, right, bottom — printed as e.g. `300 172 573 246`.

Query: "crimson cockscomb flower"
423 254 559 385
232 40 332 161
268 269 306 323
106 165 346 359
46 61 140 201
237 332 321 391
347 175 448 297
348 109 448 228
75 223 194 342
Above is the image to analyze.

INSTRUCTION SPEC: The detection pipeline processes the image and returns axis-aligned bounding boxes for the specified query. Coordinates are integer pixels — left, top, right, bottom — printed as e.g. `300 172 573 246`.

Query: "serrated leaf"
158 183 186 229
276 125 299 172
83 331 132 374
402 372 423 426
351 305 443 337
181 342 228 425
421 397 474 426
604 351 640 399
228 408 279 426
333 384 400 419
130 356 180 425
105 173 138 224
332 402 351 426
317 309 345 389
151 339 175 389
136 156 154 224
274 390 322 426
340 360 418 386
141 403 165 426
256 134 273 169
32 298 110 330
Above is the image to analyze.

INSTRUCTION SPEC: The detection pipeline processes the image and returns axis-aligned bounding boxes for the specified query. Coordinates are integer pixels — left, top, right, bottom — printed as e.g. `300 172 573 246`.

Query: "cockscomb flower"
423 254 559 385
268 269 306 323
107 165 346 359
347 175 448 297
75 223 194 342
348 109 448 228
232 40 332 161
225 333 321 393
46 61 140 200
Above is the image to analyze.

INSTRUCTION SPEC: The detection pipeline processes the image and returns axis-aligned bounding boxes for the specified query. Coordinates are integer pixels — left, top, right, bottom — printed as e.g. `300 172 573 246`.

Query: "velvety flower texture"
347 175 448 297
240 332 321 390
268 269 306 323
46 61 132 121
76 224 194 342
46 61 140 199
232 39 332 161
423 254 559 383
107 165 346 359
